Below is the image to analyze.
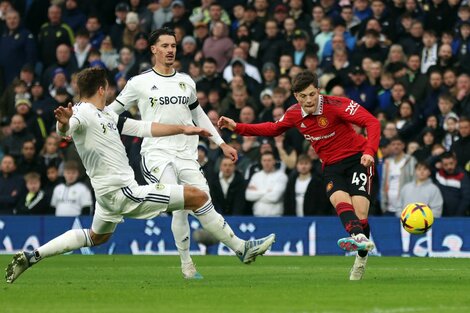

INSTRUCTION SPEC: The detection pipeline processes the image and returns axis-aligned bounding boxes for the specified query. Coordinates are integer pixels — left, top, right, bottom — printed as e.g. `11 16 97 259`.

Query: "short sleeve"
115 77 139 110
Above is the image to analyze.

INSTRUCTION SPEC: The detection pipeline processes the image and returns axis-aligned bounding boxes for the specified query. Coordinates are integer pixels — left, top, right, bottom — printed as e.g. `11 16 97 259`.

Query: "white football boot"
237 233 276 264
350 254 368 281
5 251 33 284
181 262 203 280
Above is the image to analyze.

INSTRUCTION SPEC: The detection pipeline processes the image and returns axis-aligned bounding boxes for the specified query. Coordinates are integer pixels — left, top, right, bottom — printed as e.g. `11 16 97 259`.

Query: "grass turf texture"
1 255 470 313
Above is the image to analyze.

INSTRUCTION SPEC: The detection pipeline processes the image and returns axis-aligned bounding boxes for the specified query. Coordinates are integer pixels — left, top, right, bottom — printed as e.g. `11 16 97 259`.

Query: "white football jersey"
110 70 199 160
51 182 93 216
66 102 136 196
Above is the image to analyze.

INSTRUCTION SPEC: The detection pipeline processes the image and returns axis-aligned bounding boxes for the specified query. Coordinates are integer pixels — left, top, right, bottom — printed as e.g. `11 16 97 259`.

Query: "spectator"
110 2 130 50
399 19 424 55
37 4 74 68
202 20 233 73
245 151 288 216
207 1 231 29
73 29 92 69
442 116 460 151
258 89 273 122
283 154 317 216
314 16 333 61
190 0 230 27
14 97 46 150
456 73 470 117
16 139 45 176
62 0 86 32
223 46 262 84
451 117 470 172
99 35 119 71
162 0 193 36
345 65 378 113
418 70 446 121
15 171 50 215
151 0 172 30
0 9 36 89
1 114 35 159
397 53 428 104
420 30 438 74
39 135 62 171
434 152 470 216
178 36 198 73
395 100 418 143
50 160 92 216
197 141 216 182
258 19 285 65
427 43 459 74
380 136 417 216
193 21 209 50
43 164 62 203
399 161 443 217
209 156 247 215
85 15 105 50
0 154 24 214
340 5 361 36
241 5 263 42
41 44 78 88
353 29 387 64
129 0 153 33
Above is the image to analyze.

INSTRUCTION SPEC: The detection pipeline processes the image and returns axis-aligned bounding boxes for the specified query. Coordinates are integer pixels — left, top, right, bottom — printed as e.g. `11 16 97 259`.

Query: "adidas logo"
151 85 158 90
301 122 307 128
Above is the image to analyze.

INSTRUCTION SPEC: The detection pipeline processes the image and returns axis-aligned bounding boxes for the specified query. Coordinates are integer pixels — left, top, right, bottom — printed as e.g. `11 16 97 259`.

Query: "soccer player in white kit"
108 28 238 279
5 68 275 284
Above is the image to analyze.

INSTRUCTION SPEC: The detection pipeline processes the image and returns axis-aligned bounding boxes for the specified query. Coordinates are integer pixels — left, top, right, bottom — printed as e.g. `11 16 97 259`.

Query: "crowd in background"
0 0 469 217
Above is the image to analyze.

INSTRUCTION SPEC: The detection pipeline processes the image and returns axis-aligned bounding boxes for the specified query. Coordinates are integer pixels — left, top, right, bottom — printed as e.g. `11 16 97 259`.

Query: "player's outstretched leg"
5 251 34 284
185 188 275 263
171 210 203 279
237 233 276 264
350 254 368 281
5 229 96 284
337 233 375 252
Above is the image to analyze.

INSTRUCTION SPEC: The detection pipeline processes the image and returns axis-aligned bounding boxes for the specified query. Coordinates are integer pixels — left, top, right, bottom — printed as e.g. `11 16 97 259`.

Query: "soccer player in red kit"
218 70 381 280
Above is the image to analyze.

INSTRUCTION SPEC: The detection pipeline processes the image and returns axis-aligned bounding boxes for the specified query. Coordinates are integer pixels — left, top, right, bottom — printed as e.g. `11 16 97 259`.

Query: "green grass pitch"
1 255 470 313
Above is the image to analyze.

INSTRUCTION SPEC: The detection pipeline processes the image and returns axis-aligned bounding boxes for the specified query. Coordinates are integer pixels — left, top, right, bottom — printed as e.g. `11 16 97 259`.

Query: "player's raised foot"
337 234 375 252
350 254 368 281
5 251 34 284
181 262 203 280
238 233 276 264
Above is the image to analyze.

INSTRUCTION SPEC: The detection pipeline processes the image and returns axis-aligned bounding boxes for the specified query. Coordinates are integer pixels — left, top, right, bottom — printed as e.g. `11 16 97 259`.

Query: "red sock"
335 202 363 236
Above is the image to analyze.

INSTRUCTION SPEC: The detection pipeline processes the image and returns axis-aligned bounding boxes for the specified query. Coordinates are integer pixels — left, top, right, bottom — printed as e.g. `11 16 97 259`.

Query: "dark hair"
292 70 319 93
415 161 431 170
203 57 218 66
64 160 80 171
440 151 456 161
149 27 176 46
76 67 108 99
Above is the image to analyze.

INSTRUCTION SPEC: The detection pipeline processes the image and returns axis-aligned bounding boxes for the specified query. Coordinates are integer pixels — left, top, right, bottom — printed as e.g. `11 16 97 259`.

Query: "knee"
184 186 209 210
90 232 112 246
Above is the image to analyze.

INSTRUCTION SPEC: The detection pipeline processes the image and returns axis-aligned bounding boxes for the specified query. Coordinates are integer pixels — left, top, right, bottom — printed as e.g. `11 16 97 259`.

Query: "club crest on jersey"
317 116 329 128
326 181 334 192
155 183 165 190
178 82 186 91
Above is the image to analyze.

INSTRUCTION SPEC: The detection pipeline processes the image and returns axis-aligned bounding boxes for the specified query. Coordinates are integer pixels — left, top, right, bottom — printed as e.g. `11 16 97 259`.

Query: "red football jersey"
235 95 381 165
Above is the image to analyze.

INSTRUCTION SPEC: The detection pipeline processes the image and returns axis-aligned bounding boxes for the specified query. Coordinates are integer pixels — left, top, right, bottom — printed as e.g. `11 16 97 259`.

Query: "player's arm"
190 105 238 162
338 100 381 166
108 78 138 114
118 117 211 138
218 116 291 137
55 103 84 136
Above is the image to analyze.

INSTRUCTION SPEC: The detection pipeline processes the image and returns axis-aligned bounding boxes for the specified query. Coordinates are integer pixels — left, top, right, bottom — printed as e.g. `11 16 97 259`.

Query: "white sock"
34 229 94 262
194 200 244 253
171 209 192 264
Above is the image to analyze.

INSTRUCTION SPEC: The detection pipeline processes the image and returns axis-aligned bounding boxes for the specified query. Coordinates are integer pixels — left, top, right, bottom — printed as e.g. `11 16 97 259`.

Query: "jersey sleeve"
112 77 139 113
336 99 381 156
187 77 199 110
57 106 87 136
235 111 295 137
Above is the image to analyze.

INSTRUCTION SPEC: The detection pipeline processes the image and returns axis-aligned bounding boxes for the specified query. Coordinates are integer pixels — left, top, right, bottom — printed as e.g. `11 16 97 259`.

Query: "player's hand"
220 142 238 162
361 154 375 167
183 126 212 137
217 116 236 131
54 102 73 124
